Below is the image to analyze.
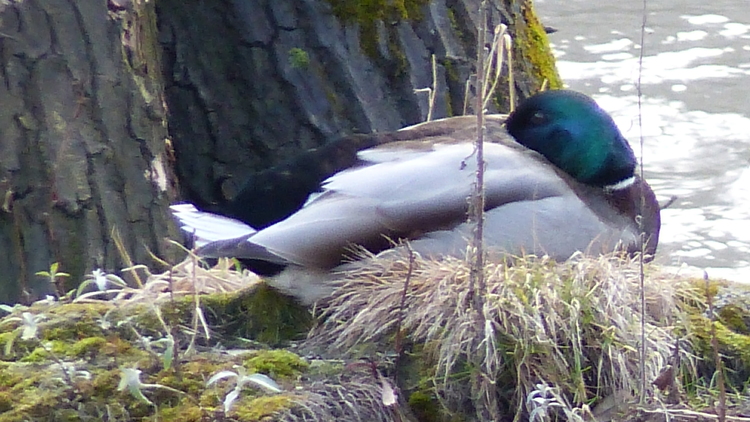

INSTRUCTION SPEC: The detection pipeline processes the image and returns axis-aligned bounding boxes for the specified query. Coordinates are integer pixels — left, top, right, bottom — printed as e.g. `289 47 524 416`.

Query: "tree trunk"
157 0 561 212
0 0 178 303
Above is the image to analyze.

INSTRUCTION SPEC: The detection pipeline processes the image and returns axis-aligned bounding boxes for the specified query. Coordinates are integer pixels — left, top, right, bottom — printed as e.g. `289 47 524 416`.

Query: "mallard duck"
172 90 660 302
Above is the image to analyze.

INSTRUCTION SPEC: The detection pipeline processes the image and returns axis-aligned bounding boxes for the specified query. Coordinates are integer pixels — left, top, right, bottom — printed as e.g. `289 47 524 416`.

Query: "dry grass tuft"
275 369 408 422
74 256 260 305
308 251 702 420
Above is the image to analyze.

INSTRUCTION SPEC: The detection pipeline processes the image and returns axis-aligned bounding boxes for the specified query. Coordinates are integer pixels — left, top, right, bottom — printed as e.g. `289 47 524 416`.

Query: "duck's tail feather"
170 203 291 266
170 203 257 247
196 235 291 265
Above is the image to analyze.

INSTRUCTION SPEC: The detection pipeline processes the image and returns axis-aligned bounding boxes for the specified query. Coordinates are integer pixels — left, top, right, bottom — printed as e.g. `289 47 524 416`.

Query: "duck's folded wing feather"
245 195 390 268
406 196 636 261
225 141 583 267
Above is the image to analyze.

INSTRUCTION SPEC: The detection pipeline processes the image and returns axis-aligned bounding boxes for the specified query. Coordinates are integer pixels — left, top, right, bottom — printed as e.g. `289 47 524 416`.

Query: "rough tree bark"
0 0 178 303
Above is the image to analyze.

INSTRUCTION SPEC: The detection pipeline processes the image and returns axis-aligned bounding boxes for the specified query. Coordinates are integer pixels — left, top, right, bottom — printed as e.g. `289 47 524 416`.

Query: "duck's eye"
529 111 547 125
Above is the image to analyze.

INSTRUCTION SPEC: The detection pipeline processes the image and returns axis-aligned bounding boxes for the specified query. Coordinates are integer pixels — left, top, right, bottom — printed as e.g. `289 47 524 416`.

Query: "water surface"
537 0 750 280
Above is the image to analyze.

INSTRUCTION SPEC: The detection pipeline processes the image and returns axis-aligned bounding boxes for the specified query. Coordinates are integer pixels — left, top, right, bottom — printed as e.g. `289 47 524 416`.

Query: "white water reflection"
537 0 750 281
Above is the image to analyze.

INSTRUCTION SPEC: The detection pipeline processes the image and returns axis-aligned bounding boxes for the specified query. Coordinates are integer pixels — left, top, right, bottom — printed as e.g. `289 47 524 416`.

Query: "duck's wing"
203 137 585 268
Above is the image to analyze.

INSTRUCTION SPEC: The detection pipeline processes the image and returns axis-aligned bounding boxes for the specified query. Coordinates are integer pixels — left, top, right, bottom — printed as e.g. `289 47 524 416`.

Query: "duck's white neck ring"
604 176 636 192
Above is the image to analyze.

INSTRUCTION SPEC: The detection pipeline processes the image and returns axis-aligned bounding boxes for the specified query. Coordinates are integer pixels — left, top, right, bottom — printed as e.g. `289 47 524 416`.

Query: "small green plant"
0 311 47 355
288 48 310 69
10 312 45 340
75 269 127 300
207 366 282 413
129 307 176 371
117 367 188 407
35 262 70 296
526 383 584 422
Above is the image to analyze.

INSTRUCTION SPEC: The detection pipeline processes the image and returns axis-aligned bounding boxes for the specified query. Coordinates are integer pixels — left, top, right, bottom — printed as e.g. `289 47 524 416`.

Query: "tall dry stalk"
468 2 498 420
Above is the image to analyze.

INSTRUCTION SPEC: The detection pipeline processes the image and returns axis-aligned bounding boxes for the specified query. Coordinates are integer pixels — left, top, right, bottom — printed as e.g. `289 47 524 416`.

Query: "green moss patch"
234 395 295 421
515 3 562 91
201 284 313 346
324 0 429 24
244 349 309 379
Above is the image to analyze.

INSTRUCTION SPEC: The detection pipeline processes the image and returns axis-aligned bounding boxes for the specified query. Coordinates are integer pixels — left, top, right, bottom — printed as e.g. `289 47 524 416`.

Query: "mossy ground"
0 263 316 422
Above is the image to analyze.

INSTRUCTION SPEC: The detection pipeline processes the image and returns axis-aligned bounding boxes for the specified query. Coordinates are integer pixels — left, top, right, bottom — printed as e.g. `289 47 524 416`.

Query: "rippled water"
537 0 750 280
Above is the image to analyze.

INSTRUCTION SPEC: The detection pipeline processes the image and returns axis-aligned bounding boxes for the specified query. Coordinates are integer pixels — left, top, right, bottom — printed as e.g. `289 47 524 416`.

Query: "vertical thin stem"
505 32 515 112
470 2 486 310
471 2 495 421
706 272 727 422
428 55 437 122
636 0 648 404
393 244 415 374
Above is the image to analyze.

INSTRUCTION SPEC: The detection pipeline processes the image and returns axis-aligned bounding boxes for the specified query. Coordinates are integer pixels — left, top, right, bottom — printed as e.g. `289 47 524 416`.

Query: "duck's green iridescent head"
505 90 636 187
